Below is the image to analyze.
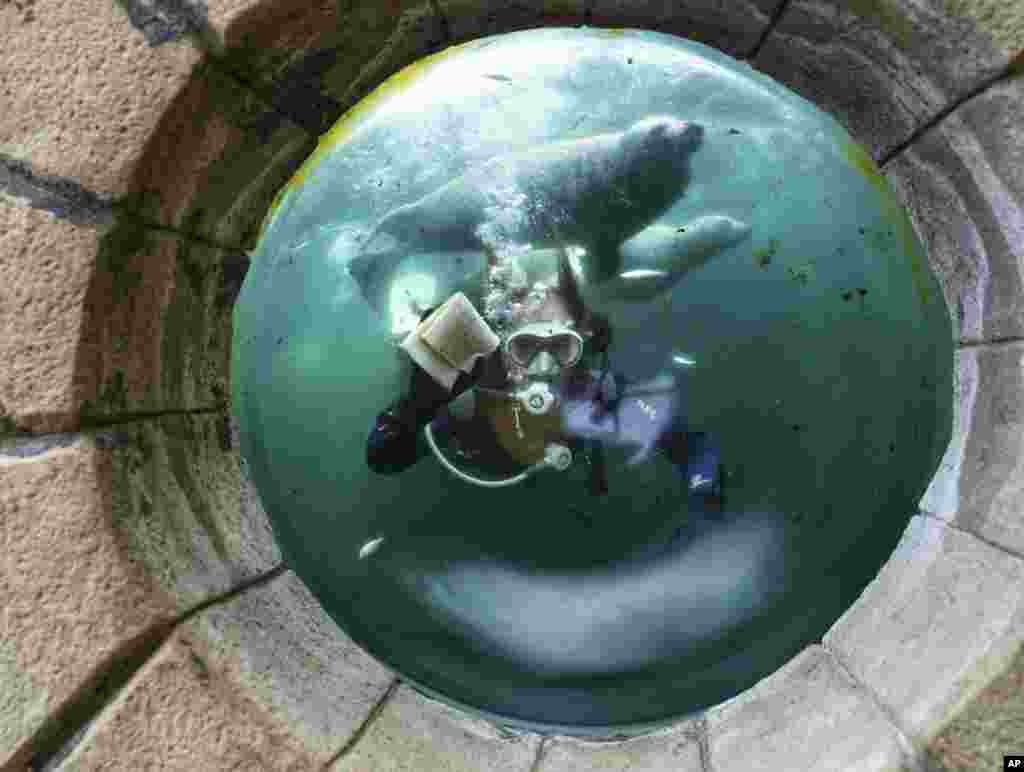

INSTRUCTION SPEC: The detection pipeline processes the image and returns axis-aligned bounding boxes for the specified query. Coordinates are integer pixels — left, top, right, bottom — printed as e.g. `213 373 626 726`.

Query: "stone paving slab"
753 0 1021 160
885 79 1024 344
589 0 782 57
184 569 394 763
537 723 703 771
824 515 1024 741
0 203 238 432
53 629 317 772
0 441 177 769
705 646 908 772
0 0 201 196
330 685 542 771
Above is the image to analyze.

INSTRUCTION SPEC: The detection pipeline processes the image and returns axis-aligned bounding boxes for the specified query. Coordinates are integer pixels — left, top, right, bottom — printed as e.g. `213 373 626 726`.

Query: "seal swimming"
349 116 704 311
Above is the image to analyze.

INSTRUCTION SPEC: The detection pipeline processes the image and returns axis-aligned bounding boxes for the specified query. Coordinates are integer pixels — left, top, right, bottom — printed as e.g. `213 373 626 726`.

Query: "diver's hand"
563 374 678 466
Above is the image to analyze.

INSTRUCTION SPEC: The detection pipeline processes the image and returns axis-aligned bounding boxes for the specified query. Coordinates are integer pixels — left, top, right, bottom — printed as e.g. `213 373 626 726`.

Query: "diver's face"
504 298 583 383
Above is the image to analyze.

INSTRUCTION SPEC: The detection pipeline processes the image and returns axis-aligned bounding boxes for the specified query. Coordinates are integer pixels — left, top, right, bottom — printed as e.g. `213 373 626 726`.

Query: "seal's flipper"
347 247 407 314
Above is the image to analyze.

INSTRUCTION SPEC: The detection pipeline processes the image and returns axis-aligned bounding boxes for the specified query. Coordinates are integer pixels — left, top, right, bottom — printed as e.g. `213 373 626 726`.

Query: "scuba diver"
365 243 724 515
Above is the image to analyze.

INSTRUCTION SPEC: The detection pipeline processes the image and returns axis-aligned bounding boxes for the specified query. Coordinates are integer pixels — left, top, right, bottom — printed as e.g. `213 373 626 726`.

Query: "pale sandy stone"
824 516 1024 740
0 0 201 195
55 631 317 772
0 444 177 768
0 202 236 432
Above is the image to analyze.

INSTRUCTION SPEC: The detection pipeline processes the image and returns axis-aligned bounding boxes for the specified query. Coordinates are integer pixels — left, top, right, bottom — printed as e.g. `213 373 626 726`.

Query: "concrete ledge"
537 723 703 771
824 515 1024 741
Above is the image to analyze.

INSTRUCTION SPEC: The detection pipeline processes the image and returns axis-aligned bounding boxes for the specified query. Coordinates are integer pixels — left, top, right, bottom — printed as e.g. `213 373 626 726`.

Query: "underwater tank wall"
0 1 1022 771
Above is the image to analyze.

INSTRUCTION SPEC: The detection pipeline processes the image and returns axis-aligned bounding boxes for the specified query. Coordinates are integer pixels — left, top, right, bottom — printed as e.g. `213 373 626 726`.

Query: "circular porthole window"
233 27 952 733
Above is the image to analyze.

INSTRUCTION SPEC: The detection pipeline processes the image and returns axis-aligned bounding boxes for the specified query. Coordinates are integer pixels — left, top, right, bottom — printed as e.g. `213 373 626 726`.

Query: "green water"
234 28 953 731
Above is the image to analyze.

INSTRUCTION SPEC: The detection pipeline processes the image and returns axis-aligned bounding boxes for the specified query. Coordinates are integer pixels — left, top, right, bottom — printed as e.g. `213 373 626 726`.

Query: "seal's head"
621 116 704 161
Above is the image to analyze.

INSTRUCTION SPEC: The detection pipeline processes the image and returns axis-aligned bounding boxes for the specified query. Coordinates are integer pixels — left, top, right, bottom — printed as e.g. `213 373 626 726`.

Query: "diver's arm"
367 304 491 474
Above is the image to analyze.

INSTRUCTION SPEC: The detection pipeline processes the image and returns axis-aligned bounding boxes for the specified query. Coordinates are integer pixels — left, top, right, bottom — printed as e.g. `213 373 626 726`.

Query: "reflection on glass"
234 27 953 732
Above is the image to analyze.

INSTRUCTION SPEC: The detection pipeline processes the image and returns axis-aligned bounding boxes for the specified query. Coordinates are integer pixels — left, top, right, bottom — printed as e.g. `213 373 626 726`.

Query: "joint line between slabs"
819 641 928 769
323 678 403 769
918 510 1024 563
880 65 1020 168
746 0 793 61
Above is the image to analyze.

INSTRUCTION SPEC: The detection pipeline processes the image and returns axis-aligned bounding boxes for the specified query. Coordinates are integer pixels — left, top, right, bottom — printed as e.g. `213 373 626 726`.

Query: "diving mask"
504 323 585 373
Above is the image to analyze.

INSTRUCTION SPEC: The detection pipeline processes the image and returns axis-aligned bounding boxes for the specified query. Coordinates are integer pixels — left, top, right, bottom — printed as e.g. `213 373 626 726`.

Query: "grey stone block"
921 344 1024 558
588 0 783 57
884 79 1024 344
824 515 1024 740
105 413 282 609
953 343 1024 556
185 570 395 762
754 0 1016 159
538 725 703 771
330 685 542 771
706 646 908 772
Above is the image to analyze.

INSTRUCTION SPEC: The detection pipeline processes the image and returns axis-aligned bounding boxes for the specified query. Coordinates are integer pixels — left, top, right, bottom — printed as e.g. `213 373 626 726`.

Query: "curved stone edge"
753 0 1022 160
329 685 543 771
884 79 1024 346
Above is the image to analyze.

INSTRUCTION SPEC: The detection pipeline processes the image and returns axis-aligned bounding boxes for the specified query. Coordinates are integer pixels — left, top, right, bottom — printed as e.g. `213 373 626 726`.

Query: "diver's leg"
683 431 723 515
